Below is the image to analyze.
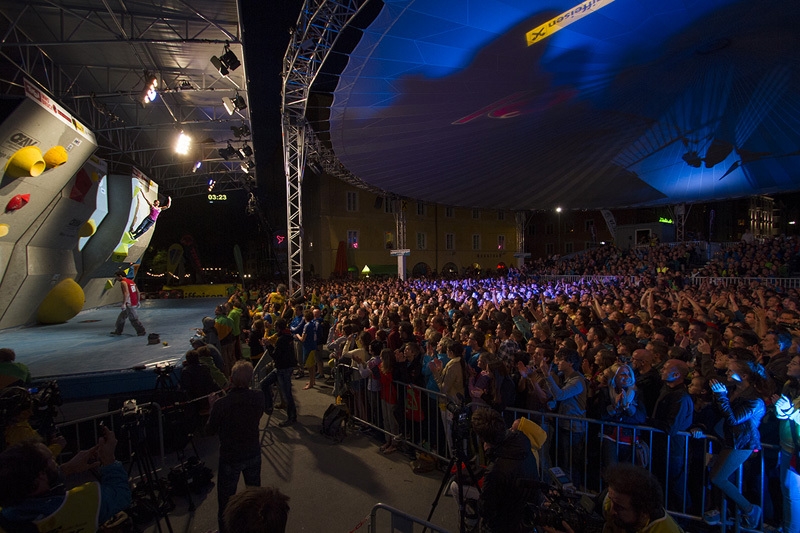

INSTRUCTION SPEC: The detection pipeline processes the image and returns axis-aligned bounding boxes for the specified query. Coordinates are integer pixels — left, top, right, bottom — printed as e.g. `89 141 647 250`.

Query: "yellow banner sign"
526 0 615 46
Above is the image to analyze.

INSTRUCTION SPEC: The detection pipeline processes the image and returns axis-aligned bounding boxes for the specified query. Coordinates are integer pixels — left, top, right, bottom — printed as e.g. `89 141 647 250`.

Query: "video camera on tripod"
445 397 471 444
525 468 605 533
0 380 62 442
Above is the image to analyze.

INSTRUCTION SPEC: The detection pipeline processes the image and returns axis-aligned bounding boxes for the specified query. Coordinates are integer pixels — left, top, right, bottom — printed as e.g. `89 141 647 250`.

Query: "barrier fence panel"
336 366 776 531
55 402 167 467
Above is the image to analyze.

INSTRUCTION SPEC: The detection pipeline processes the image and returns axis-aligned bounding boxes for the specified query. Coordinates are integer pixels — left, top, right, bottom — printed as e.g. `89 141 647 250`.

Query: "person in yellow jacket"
0 426 131 532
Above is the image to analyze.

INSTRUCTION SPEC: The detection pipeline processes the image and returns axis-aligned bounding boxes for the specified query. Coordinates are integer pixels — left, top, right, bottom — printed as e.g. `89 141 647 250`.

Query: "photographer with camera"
449 407 539 533
1 386 65 456
542 463 683 533
0 425 131 532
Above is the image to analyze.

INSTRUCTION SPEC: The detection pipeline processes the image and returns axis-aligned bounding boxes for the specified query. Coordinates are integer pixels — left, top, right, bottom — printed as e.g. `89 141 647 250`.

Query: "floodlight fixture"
241 160 254 173
219 43 241 71
141 72 158 104
231 124 251 138
210 55 229 76
174 131 192 155
237 143 253 159
193 161 202 173
218 142 236 160
222 93 247 115
210 42 241 76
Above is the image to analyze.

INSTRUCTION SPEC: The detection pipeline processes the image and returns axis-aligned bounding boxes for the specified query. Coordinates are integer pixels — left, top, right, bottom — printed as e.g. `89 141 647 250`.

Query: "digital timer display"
207 194 228 201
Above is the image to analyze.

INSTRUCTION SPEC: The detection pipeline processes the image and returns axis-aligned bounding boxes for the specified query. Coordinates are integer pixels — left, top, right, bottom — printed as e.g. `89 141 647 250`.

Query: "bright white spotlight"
174 131 192 155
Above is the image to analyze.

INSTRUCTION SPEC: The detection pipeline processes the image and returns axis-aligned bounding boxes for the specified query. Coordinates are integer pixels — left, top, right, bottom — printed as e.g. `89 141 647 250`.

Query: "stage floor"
2 298 226 400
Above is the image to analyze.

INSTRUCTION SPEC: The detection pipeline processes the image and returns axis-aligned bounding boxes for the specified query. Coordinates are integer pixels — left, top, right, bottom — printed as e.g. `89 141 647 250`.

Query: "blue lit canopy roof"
327 0 800 210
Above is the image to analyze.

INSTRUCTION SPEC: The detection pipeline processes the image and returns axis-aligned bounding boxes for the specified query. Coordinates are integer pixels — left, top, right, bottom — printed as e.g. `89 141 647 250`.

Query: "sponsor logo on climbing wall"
4 131 40 151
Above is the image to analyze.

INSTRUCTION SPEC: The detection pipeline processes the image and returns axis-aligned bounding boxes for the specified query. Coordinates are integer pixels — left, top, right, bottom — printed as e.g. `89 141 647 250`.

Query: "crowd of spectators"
226 235 800 532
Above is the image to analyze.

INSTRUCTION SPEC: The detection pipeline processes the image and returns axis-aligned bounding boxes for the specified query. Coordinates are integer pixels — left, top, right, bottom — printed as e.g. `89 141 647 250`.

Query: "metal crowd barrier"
55 402 167 466
336 366 777 531
367 503 450 533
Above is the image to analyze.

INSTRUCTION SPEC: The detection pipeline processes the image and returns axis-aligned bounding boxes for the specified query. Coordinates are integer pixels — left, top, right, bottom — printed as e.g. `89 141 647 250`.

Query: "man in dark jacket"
261 318 298 427
451 407 539 533
649 359 694 512
207 360 264 531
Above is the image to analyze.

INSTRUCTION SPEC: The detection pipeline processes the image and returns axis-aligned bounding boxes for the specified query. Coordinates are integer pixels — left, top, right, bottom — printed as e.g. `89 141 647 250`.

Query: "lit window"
347 230 359 249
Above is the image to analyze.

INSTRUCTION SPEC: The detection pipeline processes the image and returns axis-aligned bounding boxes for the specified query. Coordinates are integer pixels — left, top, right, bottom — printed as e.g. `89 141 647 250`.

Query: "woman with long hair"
599 363 646 467
704 359 774 528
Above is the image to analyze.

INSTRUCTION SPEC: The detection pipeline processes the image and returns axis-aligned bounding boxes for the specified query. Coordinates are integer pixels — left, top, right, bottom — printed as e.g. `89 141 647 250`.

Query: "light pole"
556 207 562 255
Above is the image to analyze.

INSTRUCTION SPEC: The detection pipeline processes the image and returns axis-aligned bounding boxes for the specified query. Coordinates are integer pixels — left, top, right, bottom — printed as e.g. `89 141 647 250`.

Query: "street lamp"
556 207 562 255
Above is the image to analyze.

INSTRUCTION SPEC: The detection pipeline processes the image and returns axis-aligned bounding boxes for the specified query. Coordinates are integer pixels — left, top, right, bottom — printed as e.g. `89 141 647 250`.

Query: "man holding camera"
449 407 539 533
0 426 131 532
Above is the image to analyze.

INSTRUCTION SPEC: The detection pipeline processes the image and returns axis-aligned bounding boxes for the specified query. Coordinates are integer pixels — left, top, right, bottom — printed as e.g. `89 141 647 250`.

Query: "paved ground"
139 379 459 533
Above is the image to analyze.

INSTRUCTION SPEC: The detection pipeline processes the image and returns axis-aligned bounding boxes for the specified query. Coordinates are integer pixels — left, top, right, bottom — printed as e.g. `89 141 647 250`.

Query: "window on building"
472 234 481 250
445 233 455 250
497 235 506 250
347 230 359 249
417 201 426 216
346 191 358 212
546 223 554 235
497 210 505 221
565 242 573 254
565 221 575 233
585 219 594 232
445 207 454 218
417 232 427 250
545 243 554 255
472 209 480 219
384 199 395 214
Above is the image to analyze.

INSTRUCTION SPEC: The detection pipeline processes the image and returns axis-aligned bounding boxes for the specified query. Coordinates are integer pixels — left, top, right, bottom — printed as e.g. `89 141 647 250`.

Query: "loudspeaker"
374 197 383 209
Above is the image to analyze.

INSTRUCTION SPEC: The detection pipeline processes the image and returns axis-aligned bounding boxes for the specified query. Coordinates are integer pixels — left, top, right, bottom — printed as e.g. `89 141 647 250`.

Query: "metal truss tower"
281 0 372 295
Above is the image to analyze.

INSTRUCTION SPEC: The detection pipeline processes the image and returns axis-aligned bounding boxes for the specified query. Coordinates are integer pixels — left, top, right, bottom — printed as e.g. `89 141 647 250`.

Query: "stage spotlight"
174 131 191 155
210 55 229 76
218 142 236 160
219 44 241 72
231 124 251 138
210 43 241 76
222 93 247 115
208 179 216 192
241 160 254 173
193 161 202 173
237 143 253 159
141 72 158 104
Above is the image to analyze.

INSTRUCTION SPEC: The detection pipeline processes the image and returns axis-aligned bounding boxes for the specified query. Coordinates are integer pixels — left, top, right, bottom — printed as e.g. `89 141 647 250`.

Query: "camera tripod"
119 411 175 533
424 416 482 533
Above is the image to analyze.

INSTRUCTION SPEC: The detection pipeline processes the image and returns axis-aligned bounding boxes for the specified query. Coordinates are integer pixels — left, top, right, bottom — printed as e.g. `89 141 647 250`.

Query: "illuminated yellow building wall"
303 173 518 277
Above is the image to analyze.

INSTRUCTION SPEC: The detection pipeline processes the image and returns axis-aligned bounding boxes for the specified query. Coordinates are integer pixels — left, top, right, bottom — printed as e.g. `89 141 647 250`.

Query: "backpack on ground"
321 403 349 442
